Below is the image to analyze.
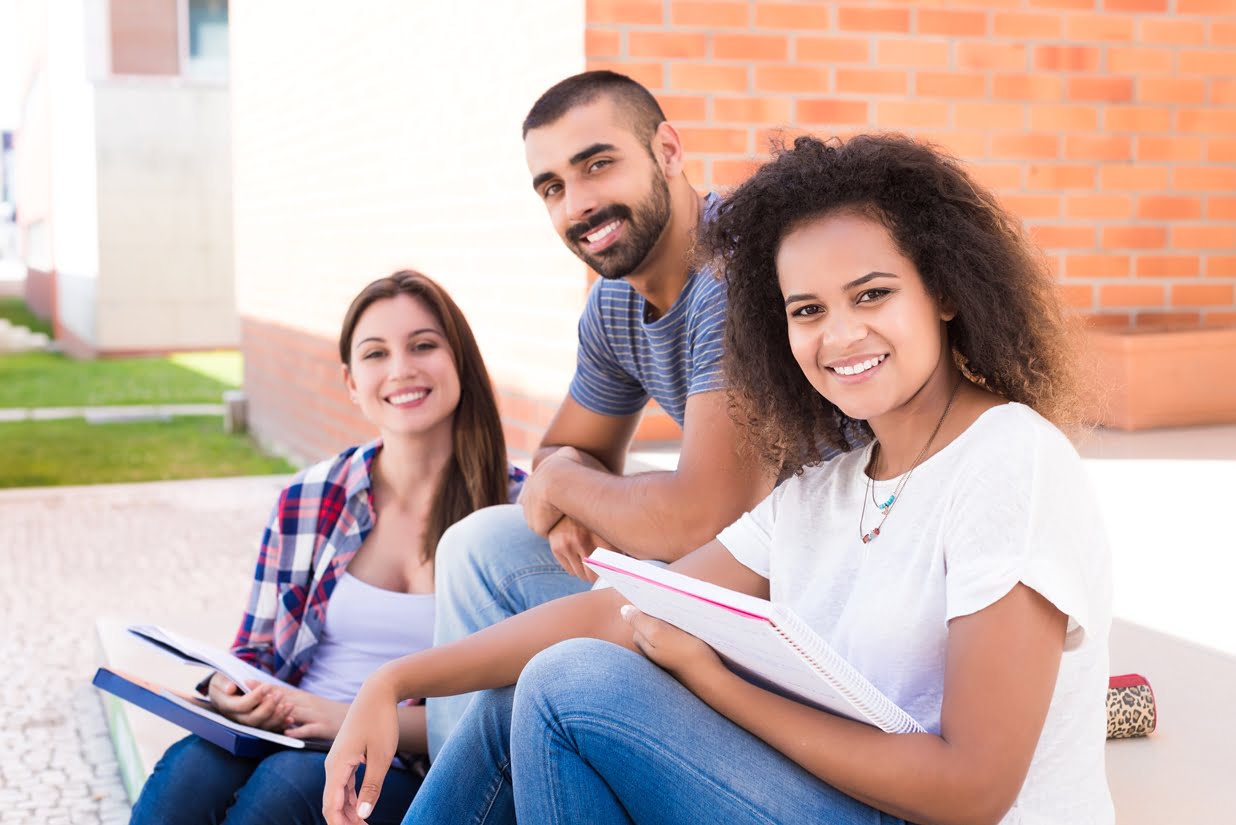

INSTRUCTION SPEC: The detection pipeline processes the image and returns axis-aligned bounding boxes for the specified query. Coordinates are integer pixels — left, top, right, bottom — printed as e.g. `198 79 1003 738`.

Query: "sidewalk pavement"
1 422 1233 822
0 404 226 423
0 475 288 824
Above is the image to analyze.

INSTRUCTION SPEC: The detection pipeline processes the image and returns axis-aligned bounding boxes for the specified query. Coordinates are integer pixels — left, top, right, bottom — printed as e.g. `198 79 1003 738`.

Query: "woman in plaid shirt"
130 271 524 825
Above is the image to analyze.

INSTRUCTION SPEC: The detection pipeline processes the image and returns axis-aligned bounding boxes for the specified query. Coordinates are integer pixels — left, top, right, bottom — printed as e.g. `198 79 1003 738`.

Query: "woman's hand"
621 604 726 690
279 689 349 741
322 672 400 825
207 674 288 731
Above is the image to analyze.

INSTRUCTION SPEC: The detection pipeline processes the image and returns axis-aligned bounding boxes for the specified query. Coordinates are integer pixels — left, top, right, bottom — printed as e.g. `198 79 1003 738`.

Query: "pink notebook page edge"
584 558 770 622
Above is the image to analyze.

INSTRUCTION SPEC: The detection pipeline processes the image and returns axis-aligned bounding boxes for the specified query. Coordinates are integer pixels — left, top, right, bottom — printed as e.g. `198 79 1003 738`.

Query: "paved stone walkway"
0 475 288 824
0 405 226 424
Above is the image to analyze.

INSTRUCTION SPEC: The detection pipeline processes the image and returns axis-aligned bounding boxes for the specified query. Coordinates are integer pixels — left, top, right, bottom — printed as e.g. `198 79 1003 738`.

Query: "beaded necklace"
859 381 961 545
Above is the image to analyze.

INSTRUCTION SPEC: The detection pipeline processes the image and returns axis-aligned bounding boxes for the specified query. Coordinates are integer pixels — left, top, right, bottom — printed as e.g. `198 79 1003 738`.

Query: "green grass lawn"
0 351 242 408
0 416 295 488
0 297 53 337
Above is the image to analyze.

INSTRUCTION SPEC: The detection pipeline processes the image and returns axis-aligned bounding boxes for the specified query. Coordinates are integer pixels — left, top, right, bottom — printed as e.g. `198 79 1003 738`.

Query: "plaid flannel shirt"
230 439 526 685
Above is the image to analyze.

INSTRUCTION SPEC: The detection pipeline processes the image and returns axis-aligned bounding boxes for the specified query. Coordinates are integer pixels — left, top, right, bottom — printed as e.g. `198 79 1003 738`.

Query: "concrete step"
0 318 51 352
94 614 239 803
1107 618 1236 822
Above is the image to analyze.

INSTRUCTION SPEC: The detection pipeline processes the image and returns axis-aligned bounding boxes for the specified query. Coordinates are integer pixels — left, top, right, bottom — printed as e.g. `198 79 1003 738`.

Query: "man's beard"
565 170 672 280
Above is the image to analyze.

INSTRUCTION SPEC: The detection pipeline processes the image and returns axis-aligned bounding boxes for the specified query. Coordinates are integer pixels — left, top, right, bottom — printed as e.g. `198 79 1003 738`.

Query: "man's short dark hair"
522 71 667 145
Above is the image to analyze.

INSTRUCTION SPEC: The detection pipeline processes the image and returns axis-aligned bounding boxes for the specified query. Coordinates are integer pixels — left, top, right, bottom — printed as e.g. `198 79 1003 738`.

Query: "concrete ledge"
95 615 238 803
1108 618 1236 822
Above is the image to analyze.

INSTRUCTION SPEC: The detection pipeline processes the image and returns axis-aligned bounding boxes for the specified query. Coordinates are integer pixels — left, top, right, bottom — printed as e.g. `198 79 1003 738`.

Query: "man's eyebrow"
531 171 555 191
568 142 617 167
531 143 619 192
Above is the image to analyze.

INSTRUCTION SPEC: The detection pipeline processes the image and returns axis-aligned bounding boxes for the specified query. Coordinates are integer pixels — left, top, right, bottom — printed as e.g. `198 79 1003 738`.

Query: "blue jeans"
405 639 908 825
129 734 422 825
426 503 590 760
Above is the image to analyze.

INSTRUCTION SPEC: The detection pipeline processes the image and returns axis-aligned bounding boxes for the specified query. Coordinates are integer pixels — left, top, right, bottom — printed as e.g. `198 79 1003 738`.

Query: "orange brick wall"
586 0 1236 328
242 318 374 464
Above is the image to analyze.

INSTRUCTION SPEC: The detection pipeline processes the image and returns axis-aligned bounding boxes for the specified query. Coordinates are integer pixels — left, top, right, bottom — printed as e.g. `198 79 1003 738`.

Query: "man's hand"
520 446 609 537
207 674 288 732
518 459 566 537
548 516 604 583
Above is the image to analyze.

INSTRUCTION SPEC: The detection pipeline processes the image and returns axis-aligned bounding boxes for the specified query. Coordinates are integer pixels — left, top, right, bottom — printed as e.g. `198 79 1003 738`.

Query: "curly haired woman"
323 137 1113 825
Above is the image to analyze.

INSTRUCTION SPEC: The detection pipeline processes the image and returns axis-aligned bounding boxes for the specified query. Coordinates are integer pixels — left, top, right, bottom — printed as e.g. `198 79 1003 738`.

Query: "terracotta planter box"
1087 326 1236 431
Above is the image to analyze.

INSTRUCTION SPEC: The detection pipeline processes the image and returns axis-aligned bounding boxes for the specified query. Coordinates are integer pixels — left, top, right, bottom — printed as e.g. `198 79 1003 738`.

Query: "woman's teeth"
833 355 886 376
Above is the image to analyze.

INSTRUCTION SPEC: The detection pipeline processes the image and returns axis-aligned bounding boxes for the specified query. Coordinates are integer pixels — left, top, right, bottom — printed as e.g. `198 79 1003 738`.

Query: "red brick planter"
1087 327 1236 431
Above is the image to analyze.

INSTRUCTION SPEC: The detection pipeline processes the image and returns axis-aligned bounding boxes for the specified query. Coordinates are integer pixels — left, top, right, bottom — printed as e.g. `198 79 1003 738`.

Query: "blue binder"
92 667 328 758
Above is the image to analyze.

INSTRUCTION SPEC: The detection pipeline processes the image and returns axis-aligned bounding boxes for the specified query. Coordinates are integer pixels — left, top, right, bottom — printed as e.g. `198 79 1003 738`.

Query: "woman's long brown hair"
339 270 509 562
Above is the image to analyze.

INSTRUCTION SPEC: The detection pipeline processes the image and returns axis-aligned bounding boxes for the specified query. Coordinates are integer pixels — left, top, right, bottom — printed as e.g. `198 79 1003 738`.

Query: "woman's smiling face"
777 211 955 425
343 293 461 441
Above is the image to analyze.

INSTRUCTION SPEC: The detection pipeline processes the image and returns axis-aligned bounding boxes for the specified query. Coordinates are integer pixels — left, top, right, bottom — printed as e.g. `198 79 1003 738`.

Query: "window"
180 0 228 81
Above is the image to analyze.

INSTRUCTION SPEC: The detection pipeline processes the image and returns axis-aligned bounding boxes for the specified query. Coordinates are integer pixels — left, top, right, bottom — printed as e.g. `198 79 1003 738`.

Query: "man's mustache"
566 205 633 243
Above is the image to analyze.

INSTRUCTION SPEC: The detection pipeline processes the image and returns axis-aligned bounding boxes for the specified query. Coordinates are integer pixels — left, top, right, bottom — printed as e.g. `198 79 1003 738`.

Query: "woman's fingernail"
357 801 373 818
620 604 634 620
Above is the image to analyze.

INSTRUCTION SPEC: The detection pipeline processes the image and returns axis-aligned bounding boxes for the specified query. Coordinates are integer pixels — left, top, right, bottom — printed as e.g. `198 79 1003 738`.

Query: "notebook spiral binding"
773 609 926 735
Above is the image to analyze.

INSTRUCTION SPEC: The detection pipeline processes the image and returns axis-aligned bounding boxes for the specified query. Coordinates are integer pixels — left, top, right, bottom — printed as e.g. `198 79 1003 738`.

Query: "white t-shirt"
717 403 1114 825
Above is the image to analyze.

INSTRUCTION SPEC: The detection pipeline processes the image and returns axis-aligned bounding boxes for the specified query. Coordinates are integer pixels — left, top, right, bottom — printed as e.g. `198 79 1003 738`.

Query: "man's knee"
436 504 530 580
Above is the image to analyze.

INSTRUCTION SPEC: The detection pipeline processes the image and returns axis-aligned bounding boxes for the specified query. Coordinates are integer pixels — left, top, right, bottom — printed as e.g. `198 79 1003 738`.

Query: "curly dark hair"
701 134 1083 475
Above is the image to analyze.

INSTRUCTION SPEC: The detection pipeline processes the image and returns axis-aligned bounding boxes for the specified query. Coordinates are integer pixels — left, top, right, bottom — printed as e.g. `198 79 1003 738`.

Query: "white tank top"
296 572 435 702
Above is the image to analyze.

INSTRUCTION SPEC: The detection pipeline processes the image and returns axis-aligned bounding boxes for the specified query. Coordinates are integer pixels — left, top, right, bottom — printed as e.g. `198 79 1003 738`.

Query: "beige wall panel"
93 82 237 350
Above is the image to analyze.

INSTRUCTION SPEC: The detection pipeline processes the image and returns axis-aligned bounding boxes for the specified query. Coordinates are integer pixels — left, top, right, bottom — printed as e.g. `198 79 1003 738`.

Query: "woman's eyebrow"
843 271 898 290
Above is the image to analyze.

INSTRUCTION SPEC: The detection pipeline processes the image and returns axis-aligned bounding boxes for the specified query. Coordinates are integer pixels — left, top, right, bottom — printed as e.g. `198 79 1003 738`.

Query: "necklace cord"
859 380 963 544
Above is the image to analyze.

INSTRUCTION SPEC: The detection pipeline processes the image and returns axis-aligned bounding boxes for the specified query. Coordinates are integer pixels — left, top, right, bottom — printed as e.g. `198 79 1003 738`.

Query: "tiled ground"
0 475 287 824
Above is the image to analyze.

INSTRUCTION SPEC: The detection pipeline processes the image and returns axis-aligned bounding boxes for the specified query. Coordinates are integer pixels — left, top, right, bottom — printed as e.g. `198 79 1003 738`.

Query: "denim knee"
436 505 526 581
517 638 633 713
225 750 328 824
130 735 256 825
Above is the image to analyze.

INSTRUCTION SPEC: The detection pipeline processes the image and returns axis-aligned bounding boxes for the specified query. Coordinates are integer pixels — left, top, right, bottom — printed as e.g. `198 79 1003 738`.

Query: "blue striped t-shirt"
568 195 726 427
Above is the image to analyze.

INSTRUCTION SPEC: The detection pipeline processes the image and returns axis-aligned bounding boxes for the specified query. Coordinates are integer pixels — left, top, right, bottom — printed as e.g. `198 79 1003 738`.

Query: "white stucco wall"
47 0 101 346
230 1 587 396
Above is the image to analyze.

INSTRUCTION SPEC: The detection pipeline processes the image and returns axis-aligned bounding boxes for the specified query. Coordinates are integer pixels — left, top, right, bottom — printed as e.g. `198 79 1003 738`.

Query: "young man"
426 71 774 758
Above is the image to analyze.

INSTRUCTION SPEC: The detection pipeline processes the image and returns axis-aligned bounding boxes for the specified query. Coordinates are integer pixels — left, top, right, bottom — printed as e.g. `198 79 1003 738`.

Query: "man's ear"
652 121 685 178
341 364 358 404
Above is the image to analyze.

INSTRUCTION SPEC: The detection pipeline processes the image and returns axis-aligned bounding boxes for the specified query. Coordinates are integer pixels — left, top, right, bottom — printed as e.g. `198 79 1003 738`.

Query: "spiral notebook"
584 549 925 735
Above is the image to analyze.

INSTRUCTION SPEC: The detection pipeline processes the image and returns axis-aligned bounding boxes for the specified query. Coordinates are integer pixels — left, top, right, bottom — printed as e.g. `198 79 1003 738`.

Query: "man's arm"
533 395 641 475
527 389 774 562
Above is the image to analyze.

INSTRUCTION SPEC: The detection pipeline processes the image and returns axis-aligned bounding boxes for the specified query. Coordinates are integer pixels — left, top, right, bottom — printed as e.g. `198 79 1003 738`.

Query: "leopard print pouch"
1107 673 1156 739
